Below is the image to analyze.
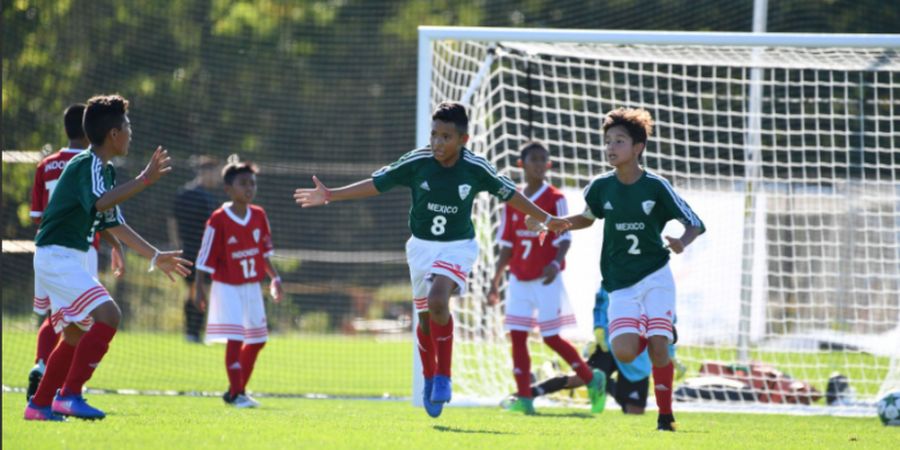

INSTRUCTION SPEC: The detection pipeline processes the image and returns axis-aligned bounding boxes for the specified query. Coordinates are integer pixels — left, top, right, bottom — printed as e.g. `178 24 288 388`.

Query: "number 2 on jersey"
240 258 257 279
626 234 641 255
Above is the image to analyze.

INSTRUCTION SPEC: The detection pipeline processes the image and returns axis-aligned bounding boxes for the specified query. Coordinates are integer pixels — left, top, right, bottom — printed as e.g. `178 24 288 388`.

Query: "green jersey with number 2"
583 170 705 293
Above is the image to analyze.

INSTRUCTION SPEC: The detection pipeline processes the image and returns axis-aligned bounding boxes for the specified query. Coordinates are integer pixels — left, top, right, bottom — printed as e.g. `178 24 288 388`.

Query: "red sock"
416 325 435 379
637 335 649 354
60 322 116 396
226 340 244 396
543 334 593 384
510 330 531 398
240 342 266 388
31 340 76 407
35 316 60 364
429 316 453 377
653 361 674 414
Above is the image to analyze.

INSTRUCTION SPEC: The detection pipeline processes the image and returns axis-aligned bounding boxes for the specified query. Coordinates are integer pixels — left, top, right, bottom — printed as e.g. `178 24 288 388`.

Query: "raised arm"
95 146 171 211
293 176 380 208
106 224 191 281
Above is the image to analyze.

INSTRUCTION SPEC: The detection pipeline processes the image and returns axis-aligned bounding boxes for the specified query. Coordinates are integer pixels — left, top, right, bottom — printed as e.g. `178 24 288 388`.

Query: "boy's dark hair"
432 101 468 134
519 140 550 161
602 107 654 145
83 94 129 146
63 103 86 141
222 154 258 185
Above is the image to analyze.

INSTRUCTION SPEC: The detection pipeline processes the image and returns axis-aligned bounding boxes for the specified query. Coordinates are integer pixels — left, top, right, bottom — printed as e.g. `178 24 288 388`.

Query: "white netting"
427 34 900 412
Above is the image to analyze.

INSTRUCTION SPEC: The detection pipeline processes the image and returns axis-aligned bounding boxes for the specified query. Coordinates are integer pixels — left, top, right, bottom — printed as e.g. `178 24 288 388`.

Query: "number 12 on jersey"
239 258 257 279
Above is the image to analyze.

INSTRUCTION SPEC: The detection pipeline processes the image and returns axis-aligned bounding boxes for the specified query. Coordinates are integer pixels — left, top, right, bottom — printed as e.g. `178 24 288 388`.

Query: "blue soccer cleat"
430 375 452 404
24 401 66 421
52 390 105 420
422 377 444 418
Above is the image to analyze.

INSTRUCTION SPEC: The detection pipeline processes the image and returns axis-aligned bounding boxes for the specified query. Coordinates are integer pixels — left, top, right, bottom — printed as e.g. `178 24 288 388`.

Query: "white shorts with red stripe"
205 281 268 344
33 246 98 315
405 235 478 312
607 263 676 343
504 274 576 337
33 245 109 333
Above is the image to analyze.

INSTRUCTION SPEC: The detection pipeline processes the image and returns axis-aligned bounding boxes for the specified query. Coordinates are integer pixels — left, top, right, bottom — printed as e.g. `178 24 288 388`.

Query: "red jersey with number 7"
195 203 274 284
496 182 570 281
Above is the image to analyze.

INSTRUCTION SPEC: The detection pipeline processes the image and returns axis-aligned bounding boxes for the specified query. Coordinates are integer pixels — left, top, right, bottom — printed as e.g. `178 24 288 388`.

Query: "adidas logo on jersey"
419 180 430 191
227 236 238 244
604 201 613 210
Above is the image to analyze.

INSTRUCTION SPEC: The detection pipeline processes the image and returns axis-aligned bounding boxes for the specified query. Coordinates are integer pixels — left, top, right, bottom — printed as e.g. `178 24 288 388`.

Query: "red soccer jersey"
195 203 274 285
496 182 570 281
31 148 100 249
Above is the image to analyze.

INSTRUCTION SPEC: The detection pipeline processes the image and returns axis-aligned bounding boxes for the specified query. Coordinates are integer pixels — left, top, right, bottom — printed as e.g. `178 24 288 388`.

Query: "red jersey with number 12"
496 183 570 281
195 203 274 285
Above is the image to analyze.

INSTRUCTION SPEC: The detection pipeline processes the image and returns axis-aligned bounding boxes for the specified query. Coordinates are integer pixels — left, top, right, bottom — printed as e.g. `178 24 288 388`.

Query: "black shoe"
26 365 44 401
657 413 677 432
223 390 236 404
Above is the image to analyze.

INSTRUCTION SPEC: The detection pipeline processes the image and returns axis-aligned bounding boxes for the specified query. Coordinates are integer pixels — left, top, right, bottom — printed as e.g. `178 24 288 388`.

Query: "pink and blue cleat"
24 401 66 421
52 390 105 420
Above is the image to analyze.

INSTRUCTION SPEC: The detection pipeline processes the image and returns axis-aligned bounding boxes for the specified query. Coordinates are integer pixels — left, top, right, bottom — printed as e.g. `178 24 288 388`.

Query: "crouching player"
194 157 283 408
25 94 191 421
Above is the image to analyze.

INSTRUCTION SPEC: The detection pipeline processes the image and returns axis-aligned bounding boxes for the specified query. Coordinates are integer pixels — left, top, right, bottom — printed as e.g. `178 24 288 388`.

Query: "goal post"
416 26 900 413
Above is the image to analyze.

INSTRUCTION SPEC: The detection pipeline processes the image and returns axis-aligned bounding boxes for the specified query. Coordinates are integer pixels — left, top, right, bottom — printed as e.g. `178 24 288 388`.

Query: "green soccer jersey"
583 170 705 293
372 147 516 241
35 150 125 251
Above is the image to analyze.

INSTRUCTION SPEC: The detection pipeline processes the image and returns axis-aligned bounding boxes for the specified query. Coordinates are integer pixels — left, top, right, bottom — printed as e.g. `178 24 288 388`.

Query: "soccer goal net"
419 27 900 413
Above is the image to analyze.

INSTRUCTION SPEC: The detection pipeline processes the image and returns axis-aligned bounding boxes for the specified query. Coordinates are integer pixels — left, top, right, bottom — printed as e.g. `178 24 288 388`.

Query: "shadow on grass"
433 425 513 435
532 411 595 420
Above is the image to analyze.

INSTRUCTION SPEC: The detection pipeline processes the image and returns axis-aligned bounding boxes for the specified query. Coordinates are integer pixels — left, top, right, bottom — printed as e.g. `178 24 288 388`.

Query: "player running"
549 107 705 431
294 102 571 418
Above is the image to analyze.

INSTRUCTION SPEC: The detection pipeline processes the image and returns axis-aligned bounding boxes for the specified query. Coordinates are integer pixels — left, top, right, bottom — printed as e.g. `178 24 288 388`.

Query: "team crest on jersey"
458 184 471 200
642 200 656 215
253 228 261 243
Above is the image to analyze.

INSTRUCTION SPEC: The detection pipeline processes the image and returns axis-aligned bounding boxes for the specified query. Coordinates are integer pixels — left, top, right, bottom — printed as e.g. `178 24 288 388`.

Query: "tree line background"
3 0 898 331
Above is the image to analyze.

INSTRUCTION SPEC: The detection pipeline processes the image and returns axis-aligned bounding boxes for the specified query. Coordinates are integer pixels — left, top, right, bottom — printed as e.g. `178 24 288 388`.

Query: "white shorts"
607 263 675 342
33 245 108 333
405 236 478 312
205 281 268 344
504 274 576 337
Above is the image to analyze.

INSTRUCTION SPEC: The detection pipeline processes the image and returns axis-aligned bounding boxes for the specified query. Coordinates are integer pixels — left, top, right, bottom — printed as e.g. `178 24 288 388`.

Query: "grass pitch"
3 393 897 449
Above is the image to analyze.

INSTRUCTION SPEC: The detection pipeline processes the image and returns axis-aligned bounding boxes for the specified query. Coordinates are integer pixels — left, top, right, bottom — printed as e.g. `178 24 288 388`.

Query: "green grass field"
4 328 898 448
4 393 897 449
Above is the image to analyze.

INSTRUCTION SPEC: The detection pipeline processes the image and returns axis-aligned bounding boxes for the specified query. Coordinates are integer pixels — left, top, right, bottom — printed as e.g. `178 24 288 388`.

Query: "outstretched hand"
139 146 173 185
293 175 332 208
154 250 193 282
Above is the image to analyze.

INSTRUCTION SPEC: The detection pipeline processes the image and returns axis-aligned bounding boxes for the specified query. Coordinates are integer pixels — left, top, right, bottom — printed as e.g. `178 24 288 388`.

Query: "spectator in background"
168 155 220 343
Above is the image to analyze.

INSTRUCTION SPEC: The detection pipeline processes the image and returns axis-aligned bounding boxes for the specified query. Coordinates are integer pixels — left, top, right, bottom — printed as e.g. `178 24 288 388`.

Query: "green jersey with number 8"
372 147 516 242
583 170 705 293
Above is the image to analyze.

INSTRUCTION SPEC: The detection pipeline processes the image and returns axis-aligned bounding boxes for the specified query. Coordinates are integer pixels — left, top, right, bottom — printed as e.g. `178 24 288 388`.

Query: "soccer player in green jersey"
24 94 192 421
294 102 571 418
558 108 705 431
